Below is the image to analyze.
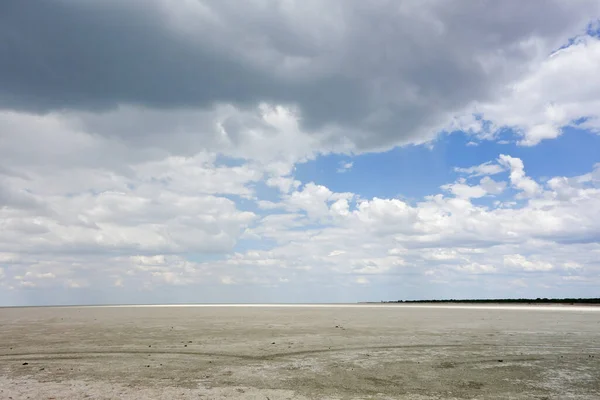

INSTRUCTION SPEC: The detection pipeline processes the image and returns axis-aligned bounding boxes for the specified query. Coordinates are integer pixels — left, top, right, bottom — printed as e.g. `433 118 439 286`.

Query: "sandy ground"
0 304 599 399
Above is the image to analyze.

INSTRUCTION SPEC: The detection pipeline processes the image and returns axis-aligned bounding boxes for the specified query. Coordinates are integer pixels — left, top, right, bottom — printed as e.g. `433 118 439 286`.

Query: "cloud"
355 277 369 285
454 35 600 145
279 182 354 220
2 1 598 152
455 263 497 274
479 177 507 195
235 156 600 290
503 254 553 272
454 161 505 177
441 180 488 199
221 276 236 285
2 154 600 301
441 176 506 199
0 150 258 255
337 161 354 173
498 154 541 197
66 279 88 289
266 176 301 194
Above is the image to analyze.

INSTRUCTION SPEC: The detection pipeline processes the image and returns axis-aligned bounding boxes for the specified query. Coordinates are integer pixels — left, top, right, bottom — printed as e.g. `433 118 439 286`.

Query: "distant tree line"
381 298 600 304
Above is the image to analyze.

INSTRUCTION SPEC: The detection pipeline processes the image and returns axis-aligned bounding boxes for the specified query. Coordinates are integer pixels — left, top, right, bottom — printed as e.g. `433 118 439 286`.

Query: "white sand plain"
1 304 599 399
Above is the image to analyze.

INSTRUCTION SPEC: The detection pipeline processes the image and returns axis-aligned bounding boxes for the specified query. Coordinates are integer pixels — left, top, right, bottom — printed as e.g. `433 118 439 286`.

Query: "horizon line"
2 302 600 312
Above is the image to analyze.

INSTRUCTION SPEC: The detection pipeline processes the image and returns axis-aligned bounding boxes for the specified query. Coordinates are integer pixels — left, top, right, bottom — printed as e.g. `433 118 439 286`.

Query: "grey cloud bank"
2 0 597 150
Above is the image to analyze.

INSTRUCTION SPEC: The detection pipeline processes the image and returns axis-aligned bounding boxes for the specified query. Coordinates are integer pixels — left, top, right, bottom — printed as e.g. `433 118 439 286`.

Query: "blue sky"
296 127 600 202
1 2 600 305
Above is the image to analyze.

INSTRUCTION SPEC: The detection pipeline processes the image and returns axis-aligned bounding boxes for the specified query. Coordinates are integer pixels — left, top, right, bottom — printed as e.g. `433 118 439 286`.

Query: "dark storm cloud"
0 1 277 108
0 0 597 149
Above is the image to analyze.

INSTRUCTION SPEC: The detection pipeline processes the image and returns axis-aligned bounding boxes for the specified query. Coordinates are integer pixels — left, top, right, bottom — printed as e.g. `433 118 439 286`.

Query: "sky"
1 1 600 306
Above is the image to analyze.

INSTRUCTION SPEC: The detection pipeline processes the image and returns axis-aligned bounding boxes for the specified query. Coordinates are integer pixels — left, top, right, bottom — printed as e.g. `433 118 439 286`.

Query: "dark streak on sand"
1 345 597 363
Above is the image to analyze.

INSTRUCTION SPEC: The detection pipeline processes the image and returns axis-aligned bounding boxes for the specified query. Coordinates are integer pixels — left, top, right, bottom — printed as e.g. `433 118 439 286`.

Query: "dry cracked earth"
1 305 599 399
